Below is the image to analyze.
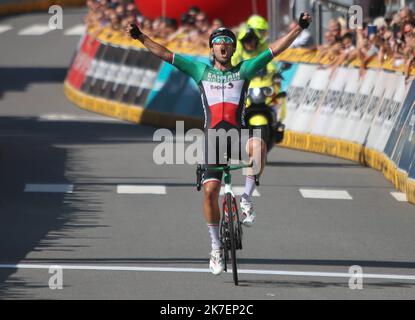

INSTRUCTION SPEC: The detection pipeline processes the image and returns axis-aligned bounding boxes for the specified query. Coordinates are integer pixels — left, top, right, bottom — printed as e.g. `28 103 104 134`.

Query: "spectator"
83 1 414 78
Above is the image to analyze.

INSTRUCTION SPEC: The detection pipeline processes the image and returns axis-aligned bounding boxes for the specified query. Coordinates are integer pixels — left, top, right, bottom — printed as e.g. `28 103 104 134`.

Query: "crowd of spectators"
84 0 223 51
312 6 415 80
84 0 414 78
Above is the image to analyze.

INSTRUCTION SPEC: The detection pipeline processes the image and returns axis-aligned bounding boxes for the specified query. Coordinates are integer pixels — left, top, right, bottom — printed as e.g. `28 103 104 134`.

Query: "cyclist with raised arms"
127 12 312 275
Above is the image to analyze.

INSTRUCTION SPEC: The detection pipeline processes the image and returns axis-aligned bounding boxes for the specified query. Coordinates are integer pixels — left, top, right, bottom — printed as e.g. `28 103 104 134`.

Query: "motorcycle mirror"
276 91 287 99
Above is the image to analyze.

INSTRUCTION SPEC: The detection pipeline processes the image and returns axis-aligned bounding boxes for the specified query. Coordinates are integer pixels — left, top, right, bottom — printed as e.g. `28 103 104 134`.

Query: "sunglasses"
211 36 234 45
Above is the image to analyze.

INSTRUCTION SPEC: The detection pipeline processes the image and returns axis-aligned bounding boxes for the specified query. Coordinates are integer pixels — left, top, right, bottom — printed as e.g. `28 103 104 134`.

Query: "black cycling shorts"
201 126 262 185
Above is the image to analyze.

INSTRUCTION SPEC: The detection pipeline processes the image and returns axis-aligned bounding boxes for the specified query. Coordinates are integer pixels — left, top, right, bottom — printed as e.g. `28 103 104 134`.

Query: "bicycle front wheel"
226 192 238 286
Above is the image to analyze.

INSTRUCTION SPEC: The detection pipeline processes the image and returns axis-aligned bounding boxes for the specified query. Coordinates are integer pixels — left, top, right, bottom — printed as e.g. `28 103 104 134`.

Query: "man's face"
241 38 258 52
212 41 235 64
343 37 353 48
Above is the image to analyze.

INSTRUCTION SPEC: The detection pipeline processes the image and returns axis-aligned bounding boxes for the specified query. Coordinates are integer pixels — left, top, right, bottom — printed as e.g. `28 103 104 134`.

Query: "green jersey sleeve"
240 48 275 80
172 53 207 84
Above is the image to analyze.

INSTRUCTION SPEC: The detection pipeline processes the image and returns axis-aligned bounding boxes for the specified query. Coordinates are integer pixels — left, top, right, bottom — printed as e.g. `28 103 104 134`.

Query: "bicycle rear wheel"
226 193 238 286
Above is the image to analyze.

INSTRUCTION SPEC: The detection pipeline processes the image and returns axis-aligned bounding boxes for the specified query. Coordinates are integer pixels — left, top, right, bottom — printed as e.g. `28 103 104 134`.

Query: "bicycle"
196 162 259 286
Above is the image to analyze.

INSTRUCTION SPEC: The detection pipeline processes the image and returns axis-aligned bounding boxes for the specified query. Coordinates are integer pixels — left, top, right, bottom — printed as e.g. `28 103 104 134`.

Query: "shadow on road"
237 279 415 289
266 161 362 169
0 67 68 99
0 116 158 298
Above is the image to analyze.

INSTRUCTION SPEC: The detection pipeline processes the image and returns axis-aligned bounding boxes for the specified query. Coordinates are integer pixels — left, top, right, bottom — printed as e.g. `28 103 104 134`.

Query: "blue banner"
384 80 415 161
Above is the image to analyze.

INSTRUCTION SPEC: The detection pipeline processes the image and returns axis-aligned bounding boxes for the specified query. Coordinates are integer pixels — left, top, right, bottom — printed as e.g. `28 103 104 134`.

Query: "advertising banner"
341 69 377 142
290 68 330 133
367 73 404 151
396 101 415 172
353 70 388 145
326 68 360 139
81 42 109 94
384 80 415 160
310 67 348 136
67 34 101 90
285 64 317 130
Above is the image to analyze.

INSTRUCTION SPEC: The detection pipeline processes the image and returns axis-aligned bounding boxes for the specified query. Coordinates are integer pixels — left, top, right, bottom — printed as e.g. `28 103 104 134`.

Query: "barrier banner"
81 42 109 94
285 64 317 130
354 70 388 145
145 55 209 118
290 68 330 133
90 43 119 96
326 68 360 139
377 76 408 156
277 62 298 92
100 45 128 99
109 48 135 101
384 80 415 160
341 70 377 142
121 48 148 103
310 67 348 136
366 73 405 151
67 34 101 90
397 101 415 173
133 53 161 106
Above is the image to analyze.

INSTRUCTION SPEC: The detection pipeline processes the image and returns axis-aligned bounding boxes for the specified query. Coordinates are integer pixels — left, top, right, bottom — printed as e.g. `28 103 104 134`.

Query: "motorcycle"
244 69 286 152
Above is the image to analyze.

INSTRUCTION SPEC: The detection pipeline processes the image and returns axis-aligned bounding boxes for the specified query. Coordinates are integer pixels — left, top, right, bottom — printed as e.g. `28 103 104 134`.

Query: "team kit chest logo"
201 72 246 128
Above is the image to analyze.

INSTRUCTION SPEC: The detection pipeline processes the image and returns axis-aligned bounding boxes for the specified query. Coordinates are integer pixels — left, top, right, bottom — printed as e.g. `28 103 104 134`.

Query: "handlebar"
196 162 258 191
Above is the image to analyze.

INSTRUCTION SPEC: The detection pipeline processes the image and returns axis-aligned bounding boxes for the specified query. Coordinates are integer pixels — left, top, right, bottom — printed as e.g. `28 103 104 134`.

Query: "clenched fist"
127 23 142 39
299 12 312 29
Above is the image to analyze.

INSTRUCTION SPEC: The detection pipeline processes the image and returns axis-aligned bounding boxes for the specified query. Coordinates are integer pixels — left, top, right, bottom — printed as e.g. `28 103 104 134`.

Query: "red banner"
66 34 101 89
134 0 267 27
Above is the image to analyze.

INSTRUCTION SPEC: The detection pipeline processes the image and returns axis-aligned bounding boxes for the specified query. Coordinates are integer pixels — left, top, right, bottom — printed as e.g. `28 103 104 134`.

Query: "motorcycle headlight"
249 88 265 104
263 87 274 97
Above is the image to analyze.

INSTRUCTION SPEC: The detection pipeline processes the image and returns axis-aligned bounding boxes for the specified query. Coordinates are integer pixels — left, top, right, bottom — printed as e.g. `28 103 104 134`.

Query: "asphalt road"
0 9 415 300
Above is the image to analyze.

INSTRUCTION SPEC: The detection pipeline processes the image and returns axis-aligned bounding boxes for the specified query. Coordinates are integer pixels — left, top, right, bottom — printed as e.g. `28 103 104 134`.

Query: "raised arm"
127 24 173 63
270 12 313 57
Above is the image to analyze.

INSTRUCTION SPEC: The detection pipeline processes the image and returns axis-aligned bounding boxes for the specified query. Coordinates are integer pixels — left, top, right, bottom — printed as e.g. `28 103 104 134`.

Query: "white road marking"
64 24 85 35
299 189 353 200
0 263 415 281
38 113 122 123
220 187 260 197
18 24 52 35
391 192 407 202
117 185 167 194
24 184 74 193
0 25 12 34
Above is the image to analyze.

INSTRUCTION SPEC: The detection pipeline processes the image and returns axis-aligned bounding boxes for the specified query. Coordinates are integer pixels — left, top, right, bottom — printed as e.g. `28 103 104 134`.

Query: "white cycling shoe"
240 197 256 227
209 249 225 275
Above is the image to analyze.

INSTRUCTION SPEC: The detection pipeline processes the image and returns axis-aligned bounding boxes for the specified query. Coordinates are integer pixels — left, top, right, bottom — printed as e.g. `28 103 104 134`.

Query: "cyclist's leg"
202 171 225 275
240 135 267 226
245 136 267 178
